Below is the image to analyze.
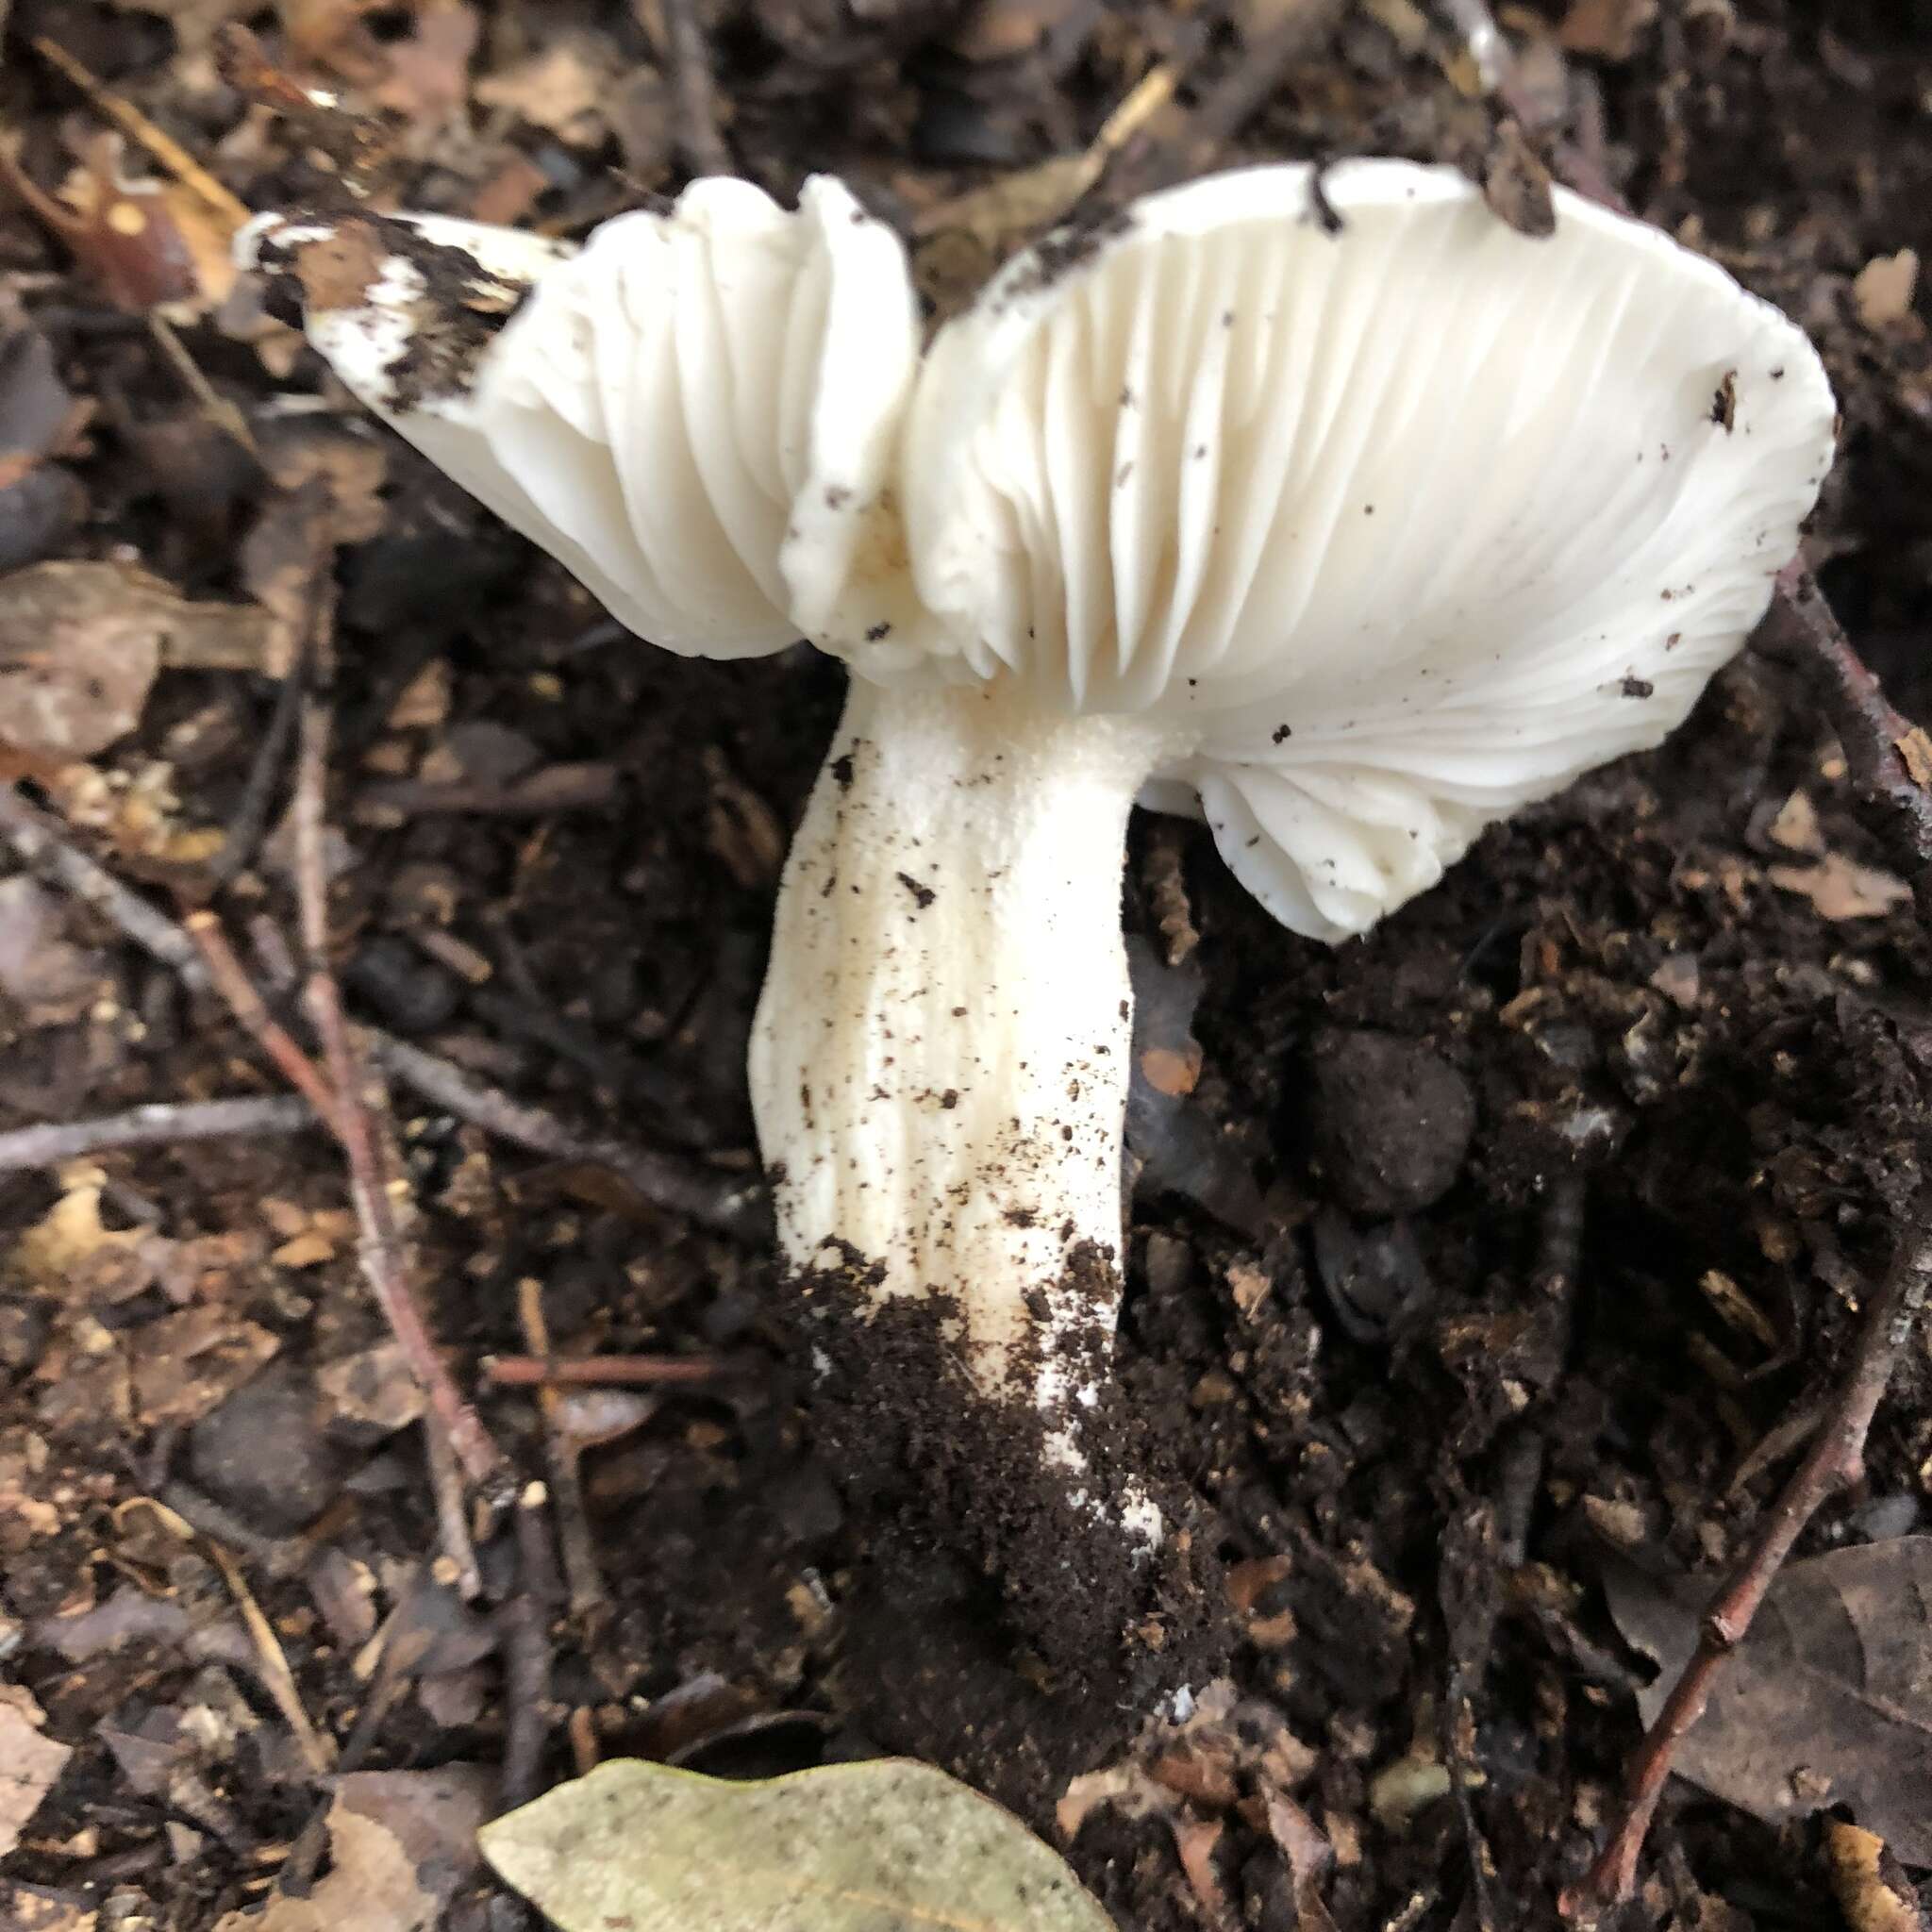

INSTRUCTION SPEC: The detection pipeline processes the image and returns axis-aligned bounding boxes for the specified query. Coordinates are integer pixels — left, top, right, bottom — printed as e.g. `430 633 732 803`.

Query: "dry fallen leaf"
374 0 482 130
109 0 260 52
481 1758 1115 1932
1897 725 1932 789
1557 0 1657 59
1262 1790 1341 1932
0 560 273 759
1824 1820 1924 1932
1604 1538 1932 1861
474 35 622 143
0 1688 74 1858
317 1341 426 1434
0 1878 98 1930
129 1306 281 1427
0 875 107 1024
1767 789 1824 855
1853 249 1920 331
214 1768 491 1932
8 1165 156 1302
1767 852 1912 921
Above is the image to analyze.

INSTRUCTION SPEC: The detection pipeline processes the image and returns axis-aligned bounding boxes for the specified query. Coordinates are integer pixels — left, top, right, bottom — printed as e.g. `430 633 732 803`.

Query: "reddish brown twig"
1755 564 1932 919
0 1093 316 1169
184 910 346 1133
291 631 507 1496
515 1277 608 1624
1564 1214 1932 1912
0 785 762 1242
483 1353 730 1388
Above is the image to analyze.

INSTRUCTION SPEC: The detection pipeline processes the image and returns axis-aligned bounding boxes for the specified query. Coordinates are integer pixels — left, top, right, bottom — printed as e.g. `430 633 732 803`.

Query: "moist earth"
1 3 1930 1930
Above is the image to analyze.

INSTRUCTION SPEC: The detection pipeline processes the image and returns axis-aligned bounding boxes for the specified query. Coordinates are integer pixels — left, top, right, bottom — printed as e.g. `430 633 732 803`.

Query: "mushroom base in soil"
749 682 1178 1598
243 157 1837 1669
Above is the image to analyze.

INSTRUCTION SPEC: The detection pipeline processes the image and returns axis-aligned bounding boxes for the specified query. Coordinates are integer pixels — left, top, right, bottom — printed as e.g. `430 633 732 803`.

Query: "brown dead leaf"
254 430 384 545
1824 1821 1924 1932
0 560 273 758
1853 250 1920 331
0 1688 73 1858
1767 789 1824 855
9 1167 157 1302
1262 1790 1341 1932
374 0 481 130
475 35 622 144
1767 853 1911 921
469 153 550 227
129 1307 280 1426
1896 726 1932 790
109 0 259 52
1170 1813 1235 1931
213 1767 491 1932
317 1341 425 1435
1057 1758 1174 1840
1604 1538 1932 1860
1557 0 1657 59
278 0 391 81
0 1879 97 1930
0 876 107 1024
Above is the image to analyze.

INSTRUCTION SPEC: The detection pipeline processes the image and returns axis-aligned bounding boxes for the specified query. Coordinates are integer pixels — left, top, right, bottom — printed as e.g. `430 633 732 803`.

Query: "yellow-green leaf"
478 1757 1117 1932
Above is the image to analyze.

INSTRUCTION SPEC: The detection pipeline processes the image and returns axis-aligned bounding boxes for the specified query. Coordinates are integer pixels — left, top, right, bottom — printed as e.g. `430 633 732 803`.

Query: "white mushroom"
753 162 1833 1563
239 177 924 672
247 162 1837 1636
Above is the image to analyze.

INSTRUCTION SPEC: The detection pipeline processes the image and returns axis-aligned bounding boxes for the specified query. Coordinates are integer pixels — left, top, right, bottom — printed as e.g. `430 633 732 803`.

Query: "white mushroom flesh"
240 179 924 670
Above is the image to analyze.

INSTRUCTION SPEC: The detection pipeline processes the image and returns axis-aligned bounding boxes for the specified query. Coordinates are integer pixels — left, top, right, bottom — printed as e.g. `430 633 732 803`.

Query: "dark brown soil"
3 3 1931 1930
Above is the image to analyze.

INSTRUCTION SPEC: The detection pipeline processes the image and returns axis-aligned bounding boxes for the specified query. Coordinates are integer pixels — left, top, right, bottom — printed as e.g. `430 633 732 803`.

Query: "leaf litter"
481 1757 1116 1932
1603 1537 1932 1861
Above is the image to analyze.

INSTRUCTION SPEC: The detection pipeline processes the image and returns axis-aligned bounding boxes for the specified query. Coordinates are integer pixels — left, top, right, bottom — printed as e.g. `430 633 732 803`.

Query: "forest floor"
2 1 1931 1928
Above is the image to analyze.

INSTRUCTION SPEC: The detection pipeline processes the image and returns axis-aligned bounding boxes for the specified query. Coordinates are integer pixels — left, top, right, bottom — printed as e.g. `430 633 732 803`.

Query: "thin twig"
424 1415 482 1601
0 1094 316 1170
1104 0 1344 205
292 672 508 1496
184 910 344 1131
0 786 765 1241
484 1353 730 1388
31 35 253 229
369 1032 770 1241
661 0 732 177
517 1276 608 1625
1755 564 1932 920
499 1480 561 1812
1563 1215 1932 1912
0 786 208 987
147 312 259 458
208 631 310 889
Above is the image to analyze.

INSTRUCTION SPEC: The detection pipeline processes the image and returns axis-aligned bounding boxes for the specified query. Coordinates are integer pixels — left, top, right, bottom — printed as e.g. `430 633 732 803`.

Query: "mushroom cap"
902 159 1837 939
241 177 922 670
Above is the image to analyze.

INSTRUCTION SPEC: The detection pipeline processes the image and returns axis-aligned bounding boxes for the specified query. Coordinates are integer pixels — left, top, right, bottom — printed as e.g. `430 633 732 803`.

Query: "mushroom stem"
750 678 1174 1521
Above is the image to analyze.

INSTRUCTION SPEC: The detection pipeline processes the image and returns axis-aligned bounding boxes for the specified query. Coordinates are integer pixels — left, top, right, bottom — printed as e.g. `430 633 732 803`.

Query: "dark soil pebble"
1307 1026 1477 1216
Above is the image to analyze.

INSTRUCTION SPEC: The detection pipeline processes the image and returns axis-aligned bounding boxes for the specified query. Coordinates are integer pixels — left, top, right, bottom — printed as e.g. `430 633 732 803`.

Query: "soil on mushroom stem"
4 3 1932 1930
